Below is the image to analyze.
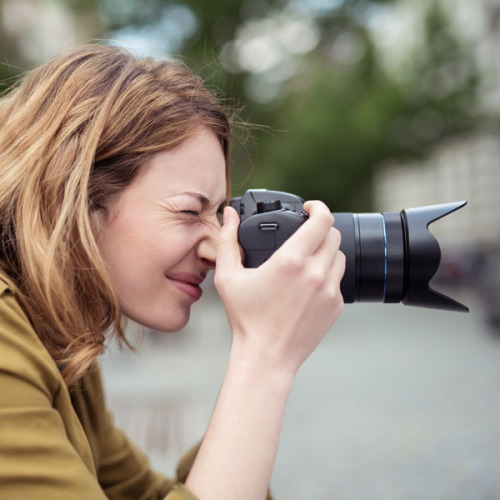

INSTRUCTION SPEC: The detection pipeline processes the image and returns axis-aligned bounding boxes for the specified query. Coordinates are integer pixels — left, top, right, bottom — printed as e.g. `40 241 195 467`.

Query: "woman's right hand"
214 200 346 378
187 201 345 499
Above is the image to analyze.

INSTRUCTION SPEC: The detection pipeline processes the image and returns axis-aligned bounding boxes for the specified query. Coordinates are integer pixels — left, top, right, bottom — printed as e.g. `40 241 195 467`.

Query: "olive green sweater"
0 273 198 499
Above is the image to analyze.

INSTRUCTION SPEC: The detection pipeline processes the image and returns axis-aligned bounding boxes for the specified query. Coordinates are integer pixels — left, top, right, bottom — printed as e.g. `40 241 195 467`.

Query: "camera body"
230 189 469 313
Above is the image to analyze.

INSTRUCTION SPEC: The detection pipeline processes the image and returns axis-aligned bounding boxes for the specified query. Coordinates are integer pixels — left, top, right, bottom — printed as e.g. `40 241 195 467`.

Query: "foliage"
100 0 479 209
247 1 480 209
0 0 481 210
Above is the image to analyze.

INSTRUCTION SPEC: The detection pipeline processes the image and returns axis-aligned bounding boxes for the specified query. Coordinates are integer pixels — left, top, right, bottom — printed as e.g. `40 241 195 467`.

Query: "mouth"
167 272 205 301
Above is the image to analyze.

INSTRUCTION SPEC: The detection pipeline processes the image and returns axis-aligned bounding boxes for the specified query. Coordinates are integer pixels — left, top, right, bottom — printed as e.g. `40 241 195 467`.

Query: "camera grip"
239 210 307 267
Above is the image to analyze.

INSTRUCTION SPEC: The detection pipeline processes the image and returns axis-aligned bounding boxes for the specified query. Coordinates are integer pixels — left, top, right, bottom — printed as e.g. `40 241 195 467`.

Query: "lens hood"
402 202 468 311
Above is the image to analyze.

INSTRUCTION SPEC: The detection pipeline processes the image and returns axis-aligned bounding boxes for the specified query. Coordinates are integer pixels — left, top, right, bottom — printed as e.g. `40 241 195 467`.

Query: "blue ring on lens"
382 214 387 300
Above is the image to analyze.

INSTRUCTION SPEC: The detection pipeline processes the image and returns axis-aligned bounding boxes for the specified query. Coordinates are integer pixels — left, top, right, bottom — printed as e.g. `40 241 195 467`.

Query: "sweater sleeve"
74 364 179 499
165 484 199 499
0 282 108 500
93 403 200 500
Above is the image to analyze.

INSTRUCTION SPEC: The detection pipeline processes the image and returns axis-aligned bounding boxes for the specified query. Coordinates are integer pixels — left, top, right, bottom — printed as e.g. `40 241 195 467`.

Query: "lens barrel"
334 212 406 304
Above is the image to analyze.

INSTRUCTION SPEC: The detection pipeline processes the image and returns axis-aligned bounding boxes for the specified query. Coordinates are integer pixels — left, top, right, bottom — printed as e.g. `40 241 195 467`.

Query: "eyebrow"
181 191 227 210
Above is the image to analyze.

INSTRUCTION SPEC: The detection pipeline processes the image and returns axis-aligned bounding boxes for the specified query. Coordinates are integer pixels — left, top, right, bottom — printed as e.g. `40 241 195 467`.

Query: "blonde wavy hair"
0 44 231 385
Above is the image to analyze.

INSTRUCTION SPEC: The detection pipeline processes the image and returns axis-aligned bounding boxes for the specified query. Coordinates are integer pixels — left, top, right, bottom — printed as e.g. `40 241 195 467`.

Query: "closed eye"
181 210 200 216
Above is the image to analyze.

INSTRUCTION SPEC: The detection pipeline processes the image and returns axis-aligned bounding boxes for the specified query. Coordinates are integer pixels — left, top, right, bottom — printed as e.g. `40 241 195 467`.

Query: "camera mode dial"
257 200 282 213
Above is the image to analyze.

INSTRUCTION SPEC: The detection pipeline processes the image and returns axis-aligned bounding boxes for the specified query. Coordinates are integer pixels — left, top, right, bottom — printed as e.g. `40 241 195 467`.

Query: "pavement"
101 283 500 500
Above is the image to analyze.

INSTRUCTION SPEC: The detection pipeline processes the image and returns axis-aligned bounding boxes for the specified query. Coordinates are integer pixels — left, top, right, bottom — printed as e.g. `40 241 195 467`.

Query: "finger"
215 206 244 272
281 200 334 257
313 226 342 271
331 249 346 282
323 249 346 302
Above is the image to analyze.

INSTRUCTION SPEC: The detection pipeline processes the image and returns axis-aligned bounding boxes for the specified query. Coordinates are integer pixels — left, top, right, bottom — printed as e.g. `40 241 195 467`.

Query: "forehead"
135 128 227 202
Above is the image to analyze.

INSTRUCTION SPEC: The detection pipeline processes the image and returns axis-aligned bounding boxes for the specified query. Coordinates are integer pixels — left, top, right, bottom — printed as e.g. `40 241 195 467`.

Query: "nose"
197 220 220 269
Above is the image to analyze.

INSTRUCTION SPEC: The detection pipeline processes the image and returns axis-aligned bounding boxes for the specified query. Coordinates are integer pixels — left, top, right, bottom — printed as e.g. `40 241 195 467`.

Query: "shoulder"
0 271 62 400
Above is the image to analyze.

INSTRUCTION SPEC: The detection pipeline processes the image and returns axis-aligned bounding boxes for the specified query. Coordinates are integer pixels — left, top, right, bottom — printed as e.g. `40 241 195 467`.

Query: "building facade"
372 0 500 253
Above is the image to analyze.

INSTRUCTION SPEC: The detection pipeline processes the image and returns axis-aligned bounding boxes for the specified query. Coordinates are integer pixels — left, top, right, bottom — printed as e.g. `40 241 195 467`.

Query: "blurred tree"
0 0 23 92
0 0 102 92
0 0 480 209
100 0 479 210
247 1 480 209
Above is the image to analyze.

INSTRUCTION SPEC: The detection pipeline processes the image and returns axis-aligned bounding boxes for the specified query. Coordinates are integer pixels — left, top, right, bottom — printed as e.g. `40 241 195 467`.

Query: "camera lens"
333 212 405 303
333 203 468 312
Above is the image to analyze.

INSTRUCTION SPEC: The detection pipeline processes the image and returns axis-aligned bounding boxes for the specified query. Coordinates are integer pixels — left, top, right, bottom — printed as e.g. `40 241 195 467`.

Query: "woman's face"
94 128 227 332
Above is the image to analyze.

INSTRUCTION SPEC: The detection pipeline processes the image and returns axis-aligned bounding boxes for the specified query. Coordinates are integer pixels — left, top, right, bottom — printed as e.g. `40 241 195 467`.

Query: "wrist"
227 334 296 395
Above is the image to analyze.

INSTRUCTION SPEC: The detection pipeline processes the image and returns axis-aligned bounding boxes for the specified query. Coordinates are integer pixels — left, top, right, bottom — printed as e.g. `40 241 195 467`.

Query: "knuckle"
339 251 347 275
327 285 344 310
327 228 342 251
305 268 325 290
213 269 229 290
331 226 341 242
337 249 346 264
336 296 345 313
316 210 334 227
280 253 304 273
213 271 223 289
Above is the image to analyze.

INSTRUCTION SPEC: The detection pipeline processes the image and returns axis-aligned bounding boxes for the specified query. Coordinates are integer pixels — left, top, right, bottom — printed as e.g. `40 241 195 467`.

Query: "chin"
128 309 191 333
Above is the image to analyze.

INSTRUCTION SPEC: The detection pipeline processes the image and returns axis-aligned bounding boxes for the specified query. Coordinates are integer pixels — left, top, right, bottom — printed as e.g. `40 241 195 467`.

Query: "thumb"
216 206 243 272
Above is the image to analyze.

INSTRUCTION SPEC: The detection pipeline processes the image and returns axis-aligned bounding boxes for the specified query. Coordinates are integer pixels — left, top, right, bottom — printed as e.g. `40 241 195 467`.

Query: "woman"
0 45 345 499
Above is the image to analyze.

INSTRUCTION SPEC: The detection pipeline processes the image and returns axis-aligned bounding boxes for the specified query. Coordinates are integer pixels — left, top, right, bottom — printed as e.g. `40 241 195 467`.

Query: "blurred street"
101 282 500 500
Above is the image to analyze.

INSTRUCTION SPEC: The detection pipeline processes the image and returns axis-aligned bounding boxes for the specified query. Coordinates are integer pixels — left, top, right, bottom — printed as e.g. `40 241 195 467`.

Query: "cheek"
94 214 152 279
95 205 204 278
157 227 202 262
114 224 201 273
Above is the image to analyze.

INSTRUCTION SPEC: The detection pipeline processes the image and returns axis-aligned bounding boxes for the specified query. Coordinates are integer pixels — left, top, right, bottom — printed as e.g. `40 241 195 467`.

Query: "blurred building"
374 129 499 251
372 0 500 253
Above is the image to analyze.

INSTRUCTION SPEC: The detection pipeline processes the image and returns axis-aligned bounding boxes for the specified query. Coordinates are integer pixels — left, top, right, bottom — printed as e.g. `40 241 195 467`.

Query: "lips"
167 272 205 301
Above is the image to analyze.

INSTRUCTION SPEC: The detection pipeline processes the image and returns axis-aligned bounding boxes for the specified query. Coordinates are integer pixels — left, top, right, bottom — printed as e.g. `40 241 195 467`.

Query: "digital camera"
230 189 468 312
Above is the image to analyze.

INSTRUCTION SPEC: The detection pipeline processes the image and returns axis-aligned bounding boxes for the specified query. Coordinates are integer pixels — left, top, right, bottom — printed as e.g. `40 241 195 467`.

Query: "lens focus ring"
382 212 405 303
